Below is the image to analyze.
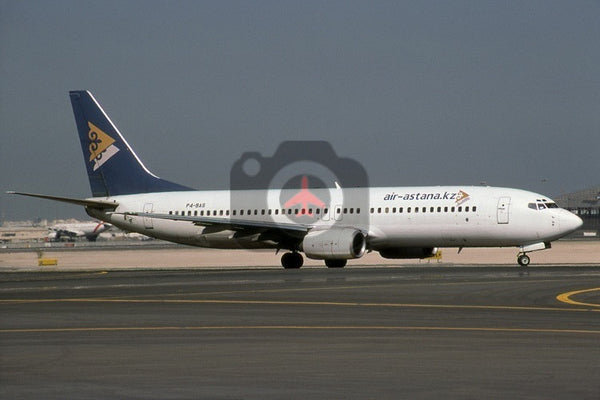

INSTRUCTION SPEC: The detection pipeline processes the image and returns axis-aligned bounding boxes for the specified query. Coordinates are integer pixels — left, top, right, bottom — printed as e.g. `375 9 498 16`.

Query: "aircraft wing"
131 212 310 238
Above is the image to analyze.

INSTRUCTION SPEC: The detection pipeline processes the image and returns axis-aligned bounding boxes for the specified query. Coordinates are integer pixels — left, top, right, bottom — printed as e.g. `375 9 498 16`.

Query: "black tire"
325 259 347 268
281 252 303 269
517 254 530 267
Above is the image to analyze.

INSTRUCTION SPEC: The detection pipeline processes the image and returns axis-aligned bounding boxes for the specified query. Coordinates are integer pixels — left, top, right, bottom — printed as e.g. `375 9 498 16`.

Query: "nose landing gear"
517 253 531 267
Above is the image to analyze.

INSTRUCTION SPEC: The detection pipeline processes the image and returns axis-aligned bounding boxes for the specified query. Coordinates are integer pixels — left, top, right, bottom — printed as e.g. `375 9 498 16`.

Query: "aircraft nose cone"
561 211 583 234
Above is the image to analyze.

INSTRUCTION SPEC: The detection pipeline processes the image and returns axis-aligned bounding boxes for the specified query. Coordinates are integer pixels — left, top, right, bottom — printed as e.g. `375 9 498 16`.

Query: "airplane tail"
69 90 192 197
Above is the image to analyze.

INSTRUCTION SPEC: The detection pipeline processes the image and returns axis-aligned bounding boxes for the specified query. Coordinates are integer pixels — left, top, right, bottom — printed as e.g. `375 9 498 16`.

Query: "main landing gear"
281 252 303 269
325 259 347 268
280 252 348 269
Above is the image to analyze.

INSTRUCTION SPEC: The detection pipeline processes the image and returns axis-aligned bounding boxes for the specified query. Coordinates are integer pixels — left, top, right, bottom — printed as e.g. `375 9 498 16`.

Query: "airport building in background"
555 186 600 238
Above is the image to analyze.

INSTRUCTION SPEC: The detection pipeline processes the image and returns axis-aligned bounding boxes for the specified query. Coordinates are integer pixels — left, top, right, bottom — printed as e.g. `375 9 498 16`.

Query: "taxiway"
1 266 599 399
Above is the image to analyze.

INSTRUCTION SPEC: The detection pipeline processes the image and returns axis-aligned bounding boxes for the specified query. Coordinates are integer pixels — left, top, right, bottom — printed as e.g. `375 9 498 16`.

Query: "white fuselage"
87 185 582 251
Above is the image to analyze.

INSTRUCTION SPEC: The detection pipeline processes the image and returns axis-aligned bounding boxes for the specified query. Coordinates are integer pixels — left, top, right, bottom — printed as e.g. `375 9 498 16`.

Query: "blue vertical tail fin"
69 90 192 197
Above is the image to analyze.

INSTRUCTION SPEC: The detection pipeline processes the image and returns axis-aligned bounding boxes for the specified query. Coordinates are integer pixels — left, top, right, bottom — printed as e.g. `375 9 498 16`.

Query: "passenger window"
344 208 347 214
399 207 403 213
430 207 434 213
240 210 244 216
437 207 441 212
385 207 389 213
261 209 266 215
407 207 411 213
444 207 448 212
275 209 279 215
415 207 419 213
465 206 469 212
357 208 360 214
392 207 396 213
349 208 354 214
458 207 462 212
233 210 237 216
370 208 374 214
377 207 382 213
472 206 477 212
226 210 230 216
451 207 455 212
315 209 320 215
422 207 426 213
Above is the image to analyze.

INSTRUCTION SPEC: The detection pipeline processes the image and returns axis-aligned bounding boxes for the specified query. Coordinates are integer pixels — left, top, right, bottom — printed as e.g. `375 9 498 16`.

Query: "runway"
2 266 600 399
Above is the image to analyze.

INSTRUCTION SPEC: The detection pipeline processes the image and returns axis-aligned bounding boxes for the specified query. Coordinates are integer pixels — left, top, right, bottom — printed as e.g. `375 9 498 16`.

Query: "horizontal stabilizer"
7 191 119 210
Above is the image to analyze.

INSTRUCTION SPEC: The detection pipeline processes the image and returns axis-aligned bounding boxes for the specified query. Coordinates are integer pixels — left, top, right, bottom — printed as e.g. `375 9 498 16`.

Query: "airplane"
8 90 583 268
47 220 112 242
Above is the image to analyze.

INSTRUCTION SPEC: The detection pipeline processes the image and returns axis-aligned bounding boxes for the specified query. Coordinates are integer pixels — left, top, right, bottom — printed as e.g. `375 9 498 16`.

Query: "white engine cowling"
379 247 438 259
302 228 366 260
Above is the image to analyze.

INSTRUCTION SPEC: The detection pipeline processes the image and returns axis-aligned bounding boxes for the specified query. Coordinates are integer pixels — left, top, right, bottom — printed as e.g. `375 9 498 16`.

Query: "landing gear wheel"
517 254 530 267
281 252 303 269
325 259 347 268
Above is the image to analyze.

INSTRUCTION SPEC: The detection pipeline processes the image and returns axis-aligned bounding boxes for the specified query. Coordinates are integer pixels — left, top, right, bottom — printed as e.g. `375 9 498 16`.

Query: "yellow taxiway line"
1 325 599 335
2 297 600 312
556 287 600 308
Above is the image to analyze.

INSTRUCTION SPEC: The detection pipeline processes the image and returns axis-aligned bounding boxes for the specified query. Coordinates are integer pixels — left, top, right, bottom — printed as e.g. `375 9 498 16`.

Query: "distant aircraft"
47 221 112 242
8 91 583 268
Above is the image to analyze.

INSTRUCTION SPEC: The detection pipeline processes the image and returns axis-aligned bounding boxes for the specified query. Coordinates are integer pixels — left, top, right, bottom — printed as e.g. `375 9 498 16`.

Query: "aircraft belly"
371 222 528 248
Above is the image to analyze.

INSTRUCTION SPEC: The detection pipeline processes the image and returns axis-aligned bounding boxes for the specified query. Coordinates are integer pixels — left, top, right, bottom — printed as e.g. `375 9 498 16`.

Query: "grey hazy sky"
1 0 599 221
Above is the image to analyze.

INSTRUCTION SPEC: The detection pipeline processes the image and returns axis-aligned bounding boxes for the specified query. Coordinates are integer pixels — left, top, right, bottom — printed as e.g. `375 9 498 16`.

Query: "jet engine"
302 228 366 260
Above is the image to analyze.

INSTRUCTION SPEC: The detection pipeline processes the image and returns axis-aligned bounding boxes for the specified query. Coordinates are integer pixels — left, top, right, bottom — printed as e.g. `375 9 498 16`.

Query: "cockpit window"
528 202 558 210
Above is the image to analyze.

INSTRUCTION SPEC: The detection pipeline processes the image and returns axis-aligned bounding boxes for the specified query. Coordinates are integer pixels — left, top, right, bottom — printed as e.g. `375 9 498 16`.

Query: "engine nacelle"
302 228 366 260
379 247 438 259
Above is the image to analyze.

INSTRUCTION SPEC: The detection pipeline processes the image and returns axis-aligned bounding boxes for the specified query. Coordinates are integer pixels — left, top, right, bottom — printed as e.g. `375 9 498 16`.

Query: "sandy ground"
0 240 598 271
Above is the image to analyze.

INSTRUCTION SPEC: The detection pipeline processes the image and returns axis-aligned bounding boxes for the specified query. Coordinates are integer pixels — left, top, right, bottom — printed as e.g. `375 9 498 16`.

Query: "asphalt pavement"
1 266 599 399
